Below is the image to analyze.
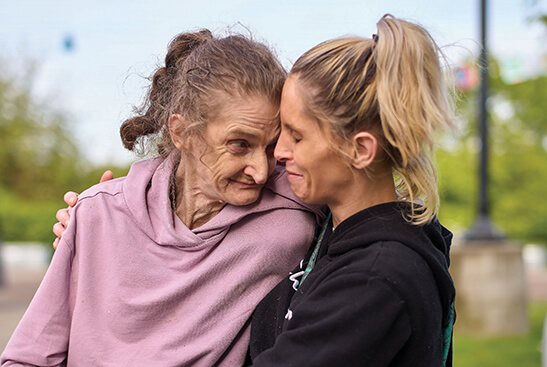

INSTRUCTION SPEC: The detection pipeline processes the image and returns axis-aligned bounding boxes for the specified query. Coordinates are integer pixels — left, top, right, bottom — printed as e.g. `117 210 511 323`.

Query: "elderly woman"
1 31 322 366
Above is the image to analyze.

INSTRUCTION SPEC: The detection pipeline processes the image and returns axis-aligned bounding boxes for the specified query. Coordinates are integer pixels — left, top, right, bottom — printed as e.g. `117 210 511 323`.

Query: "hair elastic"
372 34 379 43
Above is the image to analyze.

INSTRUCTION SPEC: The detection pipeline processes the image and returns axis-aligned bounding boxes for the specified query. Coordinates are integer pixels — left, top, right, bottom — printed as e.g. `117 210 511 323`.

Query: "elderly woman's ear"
169 114 192 151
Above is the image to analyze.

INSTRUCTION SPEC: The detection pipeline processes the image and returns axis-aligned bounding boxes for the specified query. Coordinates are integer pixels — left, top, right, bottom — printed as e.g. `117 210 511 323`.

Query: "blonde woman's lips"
285 170 303 182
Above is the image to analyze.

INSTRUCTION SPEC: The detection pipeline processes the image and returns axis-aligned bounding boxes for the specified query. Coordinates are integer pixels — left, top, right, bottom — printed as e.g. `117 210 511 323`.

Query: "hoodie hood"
121 151 324 249
327 202 455 327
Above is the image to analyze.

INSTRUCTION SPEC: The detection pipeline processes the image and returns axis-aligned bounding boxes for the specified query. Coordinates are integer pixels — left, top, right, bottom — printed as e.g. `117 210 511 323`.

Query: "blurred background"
0 0 545 365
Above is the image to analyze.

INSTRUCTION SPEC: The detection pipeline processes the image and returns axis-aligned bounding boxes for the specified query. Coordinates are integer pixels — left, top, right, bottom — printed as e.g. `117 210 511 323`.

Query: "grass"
453 302 547 366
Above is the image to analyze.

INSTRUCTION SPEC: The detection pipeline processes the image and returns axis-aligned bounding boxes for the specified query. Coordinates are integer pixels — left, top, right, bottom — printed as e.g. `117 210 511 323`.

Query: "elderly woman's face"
191 96 280 206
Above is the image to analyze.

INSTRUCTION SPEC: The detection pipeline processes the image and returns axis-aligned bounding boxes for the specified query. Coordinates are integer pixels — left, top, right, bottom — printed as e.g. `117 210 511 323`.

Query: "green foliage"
500 76 547 137
437 147 477 233
0 60 88 201
438 60 547 244
0 163 130 243
453 302 547 366
0 188 60 243
0 58 131 243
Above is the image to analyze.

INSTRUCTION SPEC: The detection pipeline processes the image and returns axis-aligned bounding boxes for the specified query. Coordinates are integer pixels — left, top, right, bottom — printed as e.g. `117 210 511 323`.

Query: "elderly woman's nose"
244 151 270 184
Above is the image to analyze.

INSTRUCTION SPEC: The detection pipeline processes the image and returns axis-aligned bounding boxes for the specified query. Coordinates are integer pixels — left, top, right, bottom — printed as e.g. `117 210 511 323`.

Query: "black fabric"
247 202 455 367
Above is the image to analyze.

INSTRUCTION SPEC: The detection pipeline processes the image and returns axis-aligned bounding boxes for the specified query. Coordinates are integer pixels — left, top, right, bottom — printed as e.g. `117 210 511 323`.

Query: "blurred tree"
0 58 130 243
438 59 547 244
0 227 5 287
0 60 87 200
525 0 547 27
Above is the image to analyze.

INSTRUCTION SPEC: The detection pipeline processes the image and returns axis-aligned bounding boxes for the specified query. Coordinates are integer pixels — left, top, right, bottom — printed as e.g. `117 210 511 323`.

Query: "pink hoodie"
1 153 322 367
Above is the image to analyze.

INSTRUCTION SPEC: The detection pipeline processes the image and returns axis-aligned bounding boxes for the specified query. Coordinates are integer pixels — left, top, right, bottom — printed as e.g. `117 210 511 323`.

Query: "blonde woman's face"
190 95 280 206
275 77 353 205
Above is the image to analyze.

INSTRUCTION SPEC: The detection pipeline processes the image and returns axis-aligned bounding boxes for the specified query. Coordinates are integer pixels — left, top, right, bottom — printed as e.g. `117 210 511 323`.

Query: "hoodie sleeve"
1 240 74 367
250 268 412 367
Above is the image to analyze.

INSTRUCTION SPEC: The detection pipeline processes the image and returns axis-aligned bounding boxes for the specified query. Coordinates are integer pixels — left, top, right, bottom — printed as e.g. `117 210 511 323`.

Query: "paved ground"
1 265 547 355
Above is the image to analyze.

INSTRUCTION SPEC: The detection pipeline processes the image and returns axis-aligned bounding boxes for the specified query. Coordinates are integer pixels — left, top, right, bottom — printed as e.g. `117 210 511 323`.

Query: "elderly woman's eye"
230 141 249 150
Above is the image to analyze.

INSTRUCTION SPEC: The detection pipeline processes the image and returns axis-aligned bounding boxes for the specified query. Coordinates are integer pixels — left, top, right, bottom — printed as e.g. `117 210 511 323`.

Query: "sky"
0 0 545 165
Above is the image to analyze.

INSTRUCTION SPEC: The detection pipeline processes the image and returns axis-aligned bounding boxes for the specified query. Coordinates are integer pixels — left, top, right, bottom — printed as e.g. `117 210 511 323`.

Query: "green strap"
442 301 455 366
299 212 332 288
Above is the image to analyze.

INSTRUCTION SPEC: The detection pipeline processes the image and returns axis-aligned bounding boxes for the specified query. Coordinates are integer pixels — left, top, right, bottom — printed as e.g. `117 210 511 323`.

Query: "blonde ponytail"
374 14 457 224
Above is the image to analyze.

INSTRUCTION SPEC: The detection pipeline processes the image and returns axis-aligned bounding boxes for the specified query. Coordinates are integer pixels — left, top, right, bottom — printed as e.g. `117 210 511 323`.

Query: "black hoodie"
248 202 456 367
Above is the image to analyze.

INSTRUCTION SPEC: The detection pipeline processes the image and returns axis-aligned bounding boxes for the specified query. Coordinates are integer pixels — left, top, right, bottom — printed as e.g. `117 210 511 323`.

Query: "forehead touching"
211 93 281 144
280 76 344 150
280 76 313 130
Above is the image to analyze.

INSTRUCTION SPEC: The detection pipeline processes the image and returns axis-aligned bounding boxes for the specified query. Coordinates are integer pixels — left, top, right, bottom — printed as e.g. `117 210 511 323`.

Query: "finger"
100 170 114 183
53 237 60 250
55 208 70 227
53 222 67 238
63 191 79 207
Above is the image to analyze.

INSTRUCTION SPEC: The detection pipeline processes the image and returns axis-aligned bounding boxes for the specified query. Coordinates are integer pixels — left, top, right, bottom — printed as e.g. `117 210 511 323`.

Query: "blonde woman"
248 14 456 366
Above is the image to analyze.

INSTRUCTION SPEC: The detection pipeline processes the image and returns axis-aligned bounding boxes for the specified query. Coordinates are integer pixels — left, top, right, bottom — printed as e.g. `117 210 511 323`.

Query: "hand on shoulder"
52 171 114 249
